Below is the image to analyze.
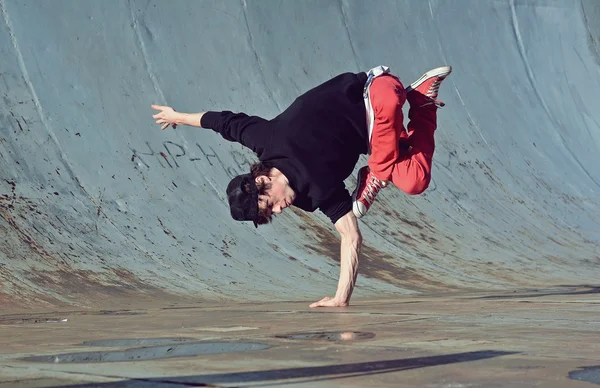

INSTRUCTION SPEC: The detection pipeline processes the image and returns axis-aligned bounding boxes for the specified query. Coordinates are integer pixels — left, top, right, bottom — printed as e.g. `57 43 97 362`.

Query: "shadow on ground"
53 350 517 387
569 365 600 385
472 285 600 300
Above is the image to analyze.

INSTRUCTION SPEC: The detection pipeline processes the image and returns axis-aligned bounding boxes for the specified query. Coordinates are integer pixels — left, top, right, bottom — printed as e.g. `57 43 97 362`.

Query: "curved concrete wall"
1 0 599 308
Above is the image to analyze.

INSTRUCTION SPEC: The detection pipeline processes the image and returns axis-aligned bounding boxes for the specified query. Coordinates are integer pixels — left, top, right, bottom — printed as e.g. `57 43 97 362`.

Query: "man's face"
256 175 296 219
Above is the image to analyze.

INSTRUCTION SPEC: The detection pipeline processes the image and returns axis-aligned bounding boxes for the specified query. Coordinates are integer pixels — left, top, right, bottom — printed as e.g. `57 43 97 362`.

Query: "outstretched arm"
152 105 205 130
151 104 267 154
310 210 362 308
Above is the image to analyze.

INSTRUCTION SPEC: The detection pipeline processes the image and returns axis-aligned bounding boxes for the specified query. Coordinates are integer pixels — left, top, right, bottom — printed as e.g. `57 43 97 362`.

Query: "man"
151 65 452 308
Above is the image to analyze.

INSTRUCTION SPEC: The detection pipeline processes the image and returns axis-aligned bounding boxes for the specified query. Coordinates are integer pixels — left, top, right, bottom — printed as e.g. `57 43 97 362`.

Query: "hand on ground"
152 104 179 130
309 296 348 308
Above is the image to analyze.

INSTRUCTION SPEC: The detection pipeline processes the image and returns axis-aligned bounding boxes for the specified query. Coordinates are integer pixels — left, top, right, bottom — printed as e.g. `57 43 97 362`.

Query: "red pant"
367 74 437 195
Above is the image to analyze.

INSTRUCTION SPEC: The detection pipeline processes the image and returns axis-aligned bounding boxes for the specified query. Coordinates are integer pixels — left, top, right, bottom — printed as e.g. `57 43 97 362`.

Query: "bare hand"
152 104 179 130
309 296 348 308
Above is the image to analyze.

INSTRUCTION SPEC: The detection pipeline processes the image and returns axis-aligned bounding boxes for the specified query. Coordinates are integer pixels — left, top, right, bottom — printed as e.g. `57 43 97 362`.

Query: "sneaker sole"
352 168 368 218
405 66 452 93
351 168 367 203
352 201 365 218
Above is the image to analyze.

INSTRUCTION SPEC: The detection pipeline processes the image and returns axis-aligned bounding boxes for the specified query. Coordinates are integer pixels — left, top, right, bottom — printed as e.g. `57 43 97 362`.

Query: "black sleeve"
319 186 353 224
201 111 269 154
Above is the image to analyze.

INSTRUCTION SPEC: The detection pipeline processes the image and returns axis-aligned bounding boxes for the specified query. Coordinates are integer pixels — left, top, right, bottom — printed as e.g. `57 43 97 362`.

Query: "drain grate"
22 342 270 363
569 366 600 385
276 331 375 341
81 338 197 347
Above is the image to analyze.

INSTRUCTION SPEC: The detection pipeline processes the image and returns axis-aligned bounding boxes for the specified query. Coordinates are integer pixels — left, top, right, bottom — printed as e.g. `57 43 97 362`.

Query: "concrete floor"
1 288 599 387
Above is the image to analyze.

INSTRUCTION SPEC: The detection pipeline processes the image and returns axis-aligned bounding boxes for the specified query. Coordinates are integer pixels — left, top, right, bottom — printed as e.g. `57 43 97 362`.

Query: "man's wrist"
178 113 192 126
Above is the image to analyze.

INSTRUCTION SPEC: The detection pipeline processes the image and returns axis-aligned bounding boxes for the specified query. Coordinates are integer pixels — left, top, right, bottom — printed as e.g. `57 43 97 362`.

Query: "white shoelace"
427 82 441 98
419 77 446 107
415 76 447 108
420 99 445 108
361 178 385 205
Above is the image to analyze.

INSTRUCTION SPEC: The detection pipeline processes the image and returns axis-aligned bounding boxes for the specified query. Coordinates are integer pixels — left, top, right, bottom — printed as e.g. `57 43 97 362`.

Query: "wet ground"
1 289 599 387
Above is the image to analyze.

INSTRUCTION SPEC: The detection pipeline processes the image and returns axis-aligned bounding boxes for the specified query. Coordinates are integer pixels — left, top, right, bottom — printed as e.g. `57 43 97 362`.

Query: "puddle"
95 310 146 316
0 317 68 325
192 326 258 332
21 342 270 363
276 331 375 341
569 366 600 385
81 338 197 347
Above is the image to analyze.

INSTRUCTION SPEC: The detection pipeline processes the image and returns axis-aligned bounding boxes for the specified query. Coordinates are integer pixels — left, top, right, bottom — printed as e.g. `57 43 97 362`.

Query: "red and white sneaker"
405 66 452 107
352 166 388 218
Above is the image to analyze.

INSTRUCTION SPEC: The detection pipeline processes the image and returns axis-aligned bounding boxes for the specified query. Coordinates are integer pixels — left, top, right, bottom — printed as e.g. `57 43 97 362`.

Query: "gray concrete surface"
1 0 599 386
1 291 600 387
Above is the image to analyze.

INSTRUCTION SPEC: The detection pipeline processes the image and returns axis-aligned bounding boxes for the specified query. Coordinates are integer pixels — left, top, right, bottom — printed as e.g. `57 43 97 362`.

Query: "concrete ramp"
1 0 600 309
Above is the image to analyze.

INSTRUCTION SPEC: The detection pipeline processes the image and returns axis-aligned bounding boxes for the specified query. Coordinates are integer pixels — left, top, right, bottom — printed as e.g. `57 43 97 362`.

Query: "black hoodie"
201 71 369 224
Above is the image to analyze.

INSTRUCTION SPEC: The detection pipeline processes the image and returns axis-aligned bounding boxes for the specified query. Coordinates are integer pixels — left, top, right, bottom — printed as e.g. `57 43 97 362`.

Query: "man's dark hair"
250 161 274 225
